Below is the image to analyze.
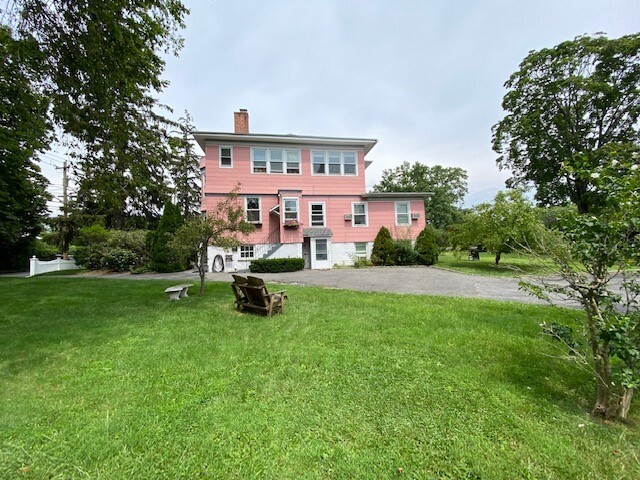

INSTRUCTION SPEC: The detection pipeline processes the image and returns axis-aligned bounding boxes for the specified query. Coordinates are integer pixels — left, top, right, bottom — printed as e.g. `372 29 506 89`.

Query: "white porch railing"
29 256 80 277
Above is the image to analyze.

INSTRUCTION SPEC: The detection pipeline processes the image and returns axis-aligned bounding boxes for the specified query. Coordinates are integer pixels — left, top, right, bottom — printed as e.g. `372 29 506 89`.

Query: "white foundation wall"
268 243 302 259
330 242 371 266
207 243 303 272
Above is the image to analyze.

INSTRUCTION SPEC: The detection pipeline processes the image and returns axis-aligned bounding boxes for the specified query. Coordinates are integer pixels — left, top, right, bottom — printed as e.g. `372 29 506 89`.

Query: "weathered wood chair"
231 274 249 311
231 275 286 316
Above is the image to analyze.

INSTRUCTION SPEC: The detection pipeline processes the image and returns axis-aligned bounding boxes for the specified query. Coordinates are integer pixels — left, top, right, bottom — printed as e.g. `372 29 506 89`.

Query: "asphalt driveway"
60 266 547 305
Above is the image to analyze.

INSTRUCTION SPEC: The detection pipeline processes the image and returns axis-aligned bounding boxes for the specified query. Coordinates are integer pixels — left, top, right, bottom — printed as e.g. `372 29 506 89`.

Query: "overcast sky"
43 0 639 212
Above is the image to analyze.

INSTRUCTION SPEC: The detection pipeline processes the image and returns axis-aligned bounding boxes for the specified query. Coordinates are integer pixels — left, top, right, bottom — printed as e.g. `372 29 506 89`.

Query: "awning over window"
302 228 333 238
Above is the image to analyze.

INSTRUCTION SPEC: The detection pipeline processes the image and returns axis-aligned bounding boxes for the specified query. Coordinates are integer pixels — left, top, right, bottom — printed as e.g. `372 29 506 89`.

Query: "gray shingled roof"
302 228 333 238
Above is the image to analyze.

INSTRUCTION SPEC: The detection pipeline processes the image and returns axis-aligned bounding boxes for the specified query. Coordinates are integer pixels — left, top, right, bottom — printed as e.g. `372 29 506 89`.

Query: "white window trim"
351 202 368 227
355 242 367 258
251 147 302 175
308 202 326 227
315 238 329 261
239 245 254 259
395 201 411 226
219 145 233 168
244 196 262 224
283 197 299 222
311 150 359 176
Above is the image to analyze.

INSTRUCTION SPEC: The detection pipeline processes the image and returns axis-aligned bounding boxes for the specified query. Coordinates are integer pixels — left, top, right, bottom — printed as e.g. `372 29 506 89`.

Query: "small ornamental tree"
415 226 439 265
520 144 640 420
170 185 254 296
147 202 184 272
371 226 395 266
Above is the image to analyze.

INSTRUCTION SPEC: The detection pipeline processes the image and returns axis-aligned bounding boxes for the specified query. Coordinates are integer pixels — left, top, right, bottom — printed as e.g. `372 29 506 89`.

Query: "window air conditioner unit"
411 213 420 220
344 214 353 221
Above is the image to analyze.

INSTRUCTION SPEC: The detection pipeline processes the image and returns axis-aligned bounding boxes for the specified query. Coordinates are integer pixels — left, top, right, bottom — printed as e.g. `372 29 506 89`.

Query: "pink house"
193 110 429 271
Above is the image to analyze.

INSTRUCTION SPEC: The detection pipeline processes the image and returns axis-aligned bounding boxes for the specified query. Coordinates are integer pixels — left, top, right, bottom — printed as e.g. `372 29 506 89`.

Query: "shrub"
352 257 373 268
73 226 148 271
415 225 440 265
249 257 305 273
394 241 420 266
34 239 59 261
371 226 395 266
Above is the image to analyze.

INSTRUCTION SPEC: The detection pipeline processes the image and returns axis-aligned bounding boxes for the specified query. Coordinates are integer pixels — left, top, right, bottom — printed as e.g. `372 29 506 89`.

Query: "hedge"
249 257 305 273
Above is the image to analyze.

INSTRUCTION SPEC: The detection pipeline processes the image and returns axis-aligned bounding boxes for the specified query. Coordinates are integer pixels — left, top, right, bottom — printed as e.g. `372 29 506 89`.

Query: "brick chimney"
234 109 249 134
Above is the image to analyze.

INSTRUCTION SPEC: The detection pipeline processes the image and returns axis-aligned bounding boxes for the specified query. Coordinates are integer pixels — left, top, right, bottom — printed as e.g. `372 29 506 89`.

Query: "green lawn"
435 251 552 277
1 278 638 479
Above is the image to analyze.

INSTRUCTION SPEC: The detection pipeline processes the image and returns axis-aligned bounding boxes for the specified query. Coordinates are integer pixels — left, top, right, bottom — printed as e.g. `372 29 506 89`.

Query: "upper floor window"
245 196 261 224
283 197 299 222
219 146 233 168
311 150 358 176
309 202 325 227
395 201 410 226
252 148 301 174
352 202 368 226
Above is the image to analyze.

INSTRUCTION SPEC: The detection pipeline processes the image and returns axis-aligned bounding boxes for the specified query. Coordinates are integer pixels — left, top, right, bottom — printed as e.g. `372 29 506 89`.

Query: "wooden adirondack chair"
231 275 286 316
231 274 248 311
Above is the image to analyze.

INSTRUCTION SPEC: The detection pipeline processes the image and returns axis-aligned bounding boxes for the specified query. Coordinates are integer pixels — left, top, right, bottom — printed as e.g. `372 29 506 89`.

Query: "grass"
1 277 638 479
435 251 550 277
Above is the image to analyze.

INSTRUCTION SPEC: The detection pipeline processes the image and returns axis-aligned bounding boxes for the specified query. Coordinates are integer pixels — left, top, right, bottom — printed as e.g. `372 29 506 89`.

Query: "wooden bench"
164 284 194 301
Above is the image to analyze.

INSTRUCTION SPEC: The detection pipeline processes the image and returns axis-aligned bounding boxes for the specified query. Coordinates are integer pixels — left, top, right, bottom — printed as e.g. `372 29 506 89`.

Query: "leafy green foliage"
249 257 305 273
73 226 147 272
371 226 395 266
393 240 419 266
451 190 542 265
4 1 189 229
415 226 440 265
373 162 468 228
169 112 202 219
147 202 185 272
493 33 640 213
0 26 51 271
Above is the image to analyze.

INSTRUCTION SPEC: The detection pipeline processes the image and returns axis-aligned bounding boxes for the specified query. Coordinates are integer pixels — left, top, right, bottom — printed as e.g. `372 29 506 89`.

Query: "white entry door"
311 238 331 269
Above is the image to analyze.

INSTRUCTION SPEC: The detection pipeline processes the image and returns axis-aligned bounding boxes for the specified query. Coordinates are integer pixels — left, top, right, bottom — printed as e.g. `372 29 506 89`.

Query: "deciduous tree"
0 26 50 271
373 162 468 228
170 186 254 296
492 33 640 214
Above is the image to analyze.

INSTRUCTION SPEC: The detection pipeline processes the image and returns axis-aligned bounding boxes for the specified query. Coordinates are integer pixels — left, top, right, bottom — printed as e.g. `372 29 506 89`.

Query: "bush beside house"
249 258 305 273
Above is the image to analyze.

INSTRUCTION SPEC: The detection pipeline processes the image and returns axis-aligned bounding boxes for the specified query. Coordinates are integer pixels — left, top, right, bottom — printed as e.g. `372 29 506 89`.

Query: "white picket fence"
29 256 80 277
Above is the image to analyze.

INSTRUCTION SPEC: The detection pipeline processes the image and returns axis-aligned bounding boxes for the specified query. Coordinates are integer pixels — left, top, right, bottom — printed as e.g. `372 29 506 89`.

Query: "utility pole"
57 161 70 260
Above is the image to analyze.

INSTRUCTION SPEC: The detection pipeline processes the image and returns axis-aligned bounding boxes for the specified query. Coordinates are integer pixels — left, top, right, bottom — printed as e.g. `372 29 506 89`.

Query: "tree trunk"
619 388 635 419
198 247 207 296
495 251 501 265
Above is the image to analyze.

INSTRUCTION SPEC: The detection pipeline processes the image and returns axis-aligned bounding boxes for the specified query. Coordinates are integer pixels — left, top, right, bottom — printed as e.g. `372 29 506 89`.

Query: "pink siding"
202 144 366 196
200 140 427 247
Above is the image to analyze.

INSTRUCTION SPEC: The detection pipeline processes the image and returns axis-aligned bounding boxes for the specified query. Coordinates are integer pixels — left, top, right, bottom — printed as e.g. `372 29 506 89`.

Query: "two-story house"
194 110 429 271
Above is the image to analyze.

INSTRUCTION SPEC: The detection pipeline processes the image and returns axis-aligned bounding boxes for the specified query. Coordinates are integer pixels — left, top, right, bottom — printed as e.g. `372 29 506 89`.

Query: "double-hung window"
343 152 356 175
311 150 358 175
315 239 328 261
309 203 325 227
252 148 267 173
245 196 261 224
286 150 300 174
395 201 410 226
269 149 283 173
283 198 299 222
312 151 326 174
219 146 233 168
355 242 367 258
352 202 368 226
252 148 300 174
